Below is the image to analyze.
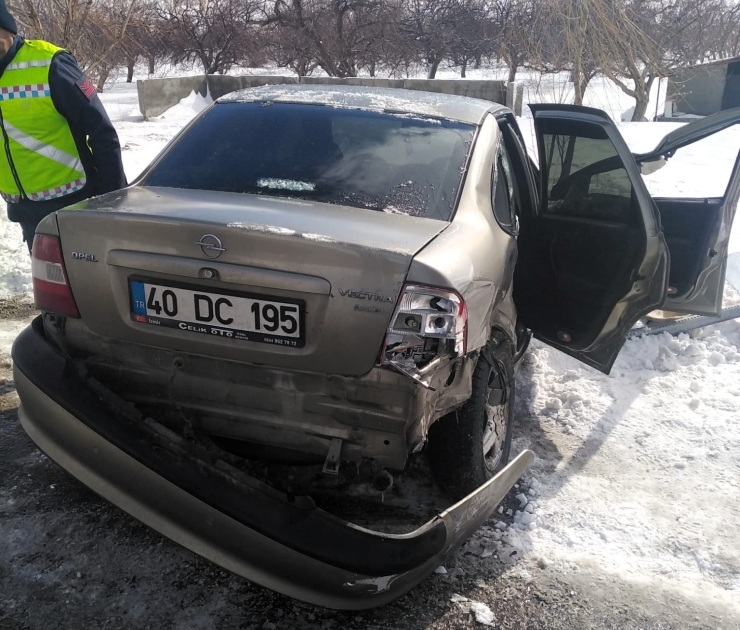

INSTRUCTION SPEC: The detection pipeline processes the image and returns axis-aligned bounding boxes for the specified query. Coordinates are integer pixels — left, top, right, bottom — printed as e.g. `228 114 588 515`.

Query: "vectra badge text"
196 234 226 259
339 289 393 303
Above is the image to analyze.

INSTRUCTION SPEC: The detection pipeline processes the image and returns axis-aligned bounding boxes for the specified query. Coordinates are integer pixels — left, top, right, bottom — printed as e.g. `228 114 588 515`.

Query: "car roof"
218 84 505 125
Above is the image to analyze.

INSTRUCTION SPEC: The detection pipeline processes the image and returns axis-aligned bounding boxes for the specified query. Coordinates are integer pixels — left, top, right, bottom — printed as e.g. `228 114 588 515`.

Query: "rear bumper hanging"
12 317 533 610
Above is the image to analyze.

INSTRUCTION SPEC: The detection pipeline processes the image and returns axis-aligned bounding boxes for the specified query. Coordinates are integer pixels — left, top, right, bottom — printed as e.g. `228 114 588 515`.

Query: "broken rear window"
143 102 476 221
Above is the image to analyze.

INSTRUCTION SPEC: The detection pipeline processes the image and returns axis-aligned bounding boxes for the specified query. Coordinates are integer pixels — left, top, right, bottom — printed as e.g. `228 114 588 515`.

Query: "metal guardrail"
629 304 740 338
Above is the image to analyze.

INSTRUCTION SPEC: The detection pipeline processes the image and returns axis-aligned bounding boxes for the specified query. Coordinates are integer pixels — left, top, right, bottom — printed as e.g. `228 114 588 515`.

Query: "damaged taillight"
32 234 80 318
382 285 467 367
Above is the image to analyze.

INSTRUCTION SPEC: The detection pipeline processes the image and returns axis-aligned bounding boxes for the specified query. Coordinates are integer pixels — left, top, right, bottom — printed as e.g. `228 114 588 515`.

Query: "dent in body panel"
407 114 518 353
48 316 473 469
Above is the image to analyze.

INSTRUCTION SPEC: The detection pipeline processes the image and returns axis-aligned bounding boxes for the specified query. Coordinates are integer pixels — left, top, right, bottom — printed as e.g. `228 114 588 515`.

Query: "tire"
427 335 515 500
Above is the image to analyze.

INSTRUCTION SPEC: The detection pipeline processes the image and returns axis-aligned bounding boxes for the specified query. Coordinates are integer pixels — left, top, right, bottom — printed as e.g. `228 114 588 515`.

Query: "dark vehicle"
13 86 740 608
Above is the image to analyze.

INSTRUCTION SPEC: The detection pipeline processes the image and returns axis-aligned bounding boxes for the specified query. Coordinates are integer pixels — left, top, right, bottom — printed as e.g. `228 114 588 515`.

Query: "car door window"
514 106 669 373
542 125 637 224
492 143 518 233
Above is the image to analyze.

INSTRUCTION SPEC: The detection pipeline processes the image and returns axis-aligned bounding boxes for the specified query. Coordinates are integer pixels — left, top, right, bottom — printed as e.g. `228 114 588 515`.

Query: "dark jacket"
0 35 127 231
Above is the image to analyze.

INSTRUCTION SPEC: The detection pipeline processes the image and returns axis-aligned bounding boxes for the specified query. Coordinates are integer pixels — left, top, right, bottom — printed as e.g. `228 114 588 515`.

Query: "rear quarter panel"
407 115 518 353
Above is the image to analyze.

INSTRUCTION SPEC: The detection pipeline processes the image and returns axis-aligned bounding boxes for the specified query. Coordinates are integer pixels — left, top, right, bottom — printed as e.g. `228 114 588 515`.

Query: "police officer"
0 1 126 252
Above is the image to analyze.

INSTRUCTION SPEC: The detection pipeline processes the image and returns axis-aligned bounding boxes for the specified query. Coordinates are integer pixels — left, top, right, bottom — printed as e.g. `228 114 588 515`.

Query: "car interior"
654 197 725 297
510 118 647 350
505 115 736 351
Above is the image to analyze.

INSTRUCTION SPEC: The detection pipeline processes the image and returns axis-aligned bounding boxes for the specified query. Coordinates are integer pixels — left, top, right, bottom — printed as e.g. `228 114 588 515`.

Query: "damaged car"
12 85 740 609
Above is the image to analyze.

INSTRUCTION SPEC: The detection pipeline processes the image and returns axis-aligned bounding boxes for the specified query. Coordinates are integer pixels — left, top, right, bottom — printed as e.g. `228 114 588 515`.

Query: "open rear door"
514 105 669 373
634 107 740 316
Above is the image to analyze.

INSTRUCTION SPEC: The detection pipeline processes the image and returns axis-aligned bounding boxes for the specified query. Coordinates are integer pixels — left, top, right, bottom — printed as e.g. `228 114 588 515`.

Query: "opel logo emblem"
196 234 226 259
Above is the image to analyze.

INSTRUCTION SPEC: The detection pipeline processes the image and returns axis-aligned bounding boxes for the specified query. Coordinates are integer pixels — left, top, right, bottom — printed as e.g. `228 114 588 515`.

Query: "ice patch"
226 223 297 236
256 178 316 192
301 233 336 243
388 112 442 124
470 601 494 625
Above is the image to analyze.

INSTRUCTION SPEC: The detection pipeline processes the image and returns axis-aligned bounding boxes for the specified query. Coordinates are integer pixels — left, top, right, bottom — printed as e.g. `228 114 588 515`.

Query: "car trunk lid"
56 186 448 376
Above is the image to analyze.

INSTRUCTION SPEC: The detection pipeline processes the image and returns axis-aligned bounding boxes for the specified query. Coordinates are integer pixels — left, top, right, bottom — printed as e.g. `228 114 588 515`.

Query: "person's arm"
48 52 127 194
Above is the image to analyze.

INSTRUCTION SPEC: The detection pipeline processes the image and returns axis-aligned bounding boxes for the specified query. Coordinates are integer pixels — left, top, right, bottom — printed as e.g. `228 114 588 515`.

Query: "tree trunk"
507 63 517 84
630 76 654 122
369 61 376 77
96 66 111 93
427 56 442 79
126 59 135 83
461 59 467 78
573 63 586 105
631 95 649 121
576 73 591 105
148 55 155 75
474 54 481 70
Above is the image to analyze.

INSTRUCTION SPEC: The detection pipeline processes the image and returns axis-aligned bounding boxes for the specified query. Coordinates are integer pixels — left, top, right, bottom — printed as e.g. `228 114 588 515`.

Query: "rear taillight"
32 234 80 318
382 285 467 365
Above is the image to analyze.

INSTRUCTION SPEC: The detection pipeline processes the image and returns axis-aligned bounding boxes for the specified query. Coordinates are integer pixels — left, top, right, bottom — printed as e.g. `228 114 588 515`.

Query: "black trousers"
20 220 37 254
8 188 92 254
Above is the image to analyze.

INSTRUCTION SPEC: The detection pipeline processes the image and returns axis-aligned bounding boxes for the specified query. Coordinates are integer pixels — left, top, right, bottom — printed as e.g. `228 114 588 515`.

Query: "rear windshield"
143 102 476 221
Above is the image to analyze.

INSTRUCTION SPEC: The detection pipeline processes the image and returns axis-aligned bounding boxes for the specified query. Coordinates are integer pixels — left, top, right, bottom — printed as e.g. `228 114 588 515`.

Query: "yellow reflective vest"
0 39 86 203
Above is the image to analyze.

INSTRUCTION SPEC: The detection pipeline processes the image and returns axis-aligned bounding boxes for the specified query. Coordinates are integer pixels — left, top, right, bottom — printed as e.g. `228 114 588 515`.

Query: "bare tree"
11 0 139 88
602 0 729 121
159 0 260 75
264 0 392 78
493 0 537 83
532 0 608 106
120 1 171 82
713 1 740 59
398 0 463 79
444 0 495 78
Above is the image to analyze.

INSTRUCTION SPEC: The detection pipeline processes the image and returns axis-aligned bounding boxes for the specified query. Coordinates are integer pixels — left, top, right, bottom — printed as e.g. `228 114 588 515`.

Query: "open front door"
514 105 669 373
634 108 740 316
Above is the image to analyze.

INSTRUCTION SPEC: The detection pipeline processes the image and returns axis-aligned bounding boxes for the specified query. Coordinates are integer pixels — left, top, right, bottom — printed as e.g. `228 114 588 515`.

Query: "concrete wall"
137 76 208 118
667 64 727 116
137 75 299 118
206 75 299 100
137 75 511 119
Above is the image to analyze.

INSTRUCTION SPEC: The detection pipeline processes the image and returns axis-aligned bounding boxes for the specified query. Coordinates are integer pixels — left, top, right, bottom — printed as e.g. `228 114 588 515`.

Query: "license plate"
128 278 304 347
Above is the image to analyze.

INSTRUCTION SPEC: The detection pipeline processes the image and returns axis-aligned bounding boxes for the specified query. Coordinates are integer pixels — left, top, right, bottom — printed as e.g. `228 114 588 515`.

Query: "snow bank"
156 89 213 122
505 318 740 614
0 210 32 298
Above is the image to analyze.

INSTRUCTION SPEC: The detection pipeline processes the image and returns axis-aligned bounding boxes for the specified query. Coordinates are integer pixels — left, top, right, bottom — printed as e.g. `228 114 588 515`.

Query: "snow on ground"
0 71 739 622
498 319 740 617
0 218 31 298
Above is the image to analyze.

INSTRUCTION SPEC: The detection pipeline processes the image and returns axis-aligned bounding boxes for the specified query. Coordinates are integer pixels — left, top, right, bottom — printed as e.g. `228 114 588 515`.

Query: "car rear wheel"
427 335 515 500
